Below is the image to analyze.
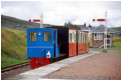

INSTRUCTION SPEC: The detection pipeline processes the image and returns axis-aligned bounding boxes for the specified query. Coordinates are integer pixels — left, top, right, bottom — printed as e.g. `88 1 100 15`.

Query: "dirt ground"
43 53 121 80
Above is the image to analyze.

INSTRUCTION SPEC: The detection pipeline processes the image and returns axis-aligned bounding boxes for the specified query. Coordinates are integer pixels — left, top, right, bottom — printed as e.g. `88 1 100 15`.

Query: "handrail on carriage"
41 49 45 59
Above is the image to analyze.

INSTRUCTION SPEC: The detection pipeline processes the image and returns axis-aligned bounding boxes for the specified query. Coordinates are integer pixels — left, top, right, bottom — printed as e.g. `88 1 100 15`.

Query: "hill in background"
111 27 121 36
1 15 53 30
111 27 121 31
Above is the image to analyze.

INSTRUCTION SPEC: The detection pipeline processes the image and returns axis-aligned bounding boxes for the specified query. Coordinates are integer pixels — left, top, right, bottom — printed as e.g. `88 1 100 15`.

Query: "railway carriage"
77 31 89 54
78 31 84 54
46 27 77 57
27 26 89 69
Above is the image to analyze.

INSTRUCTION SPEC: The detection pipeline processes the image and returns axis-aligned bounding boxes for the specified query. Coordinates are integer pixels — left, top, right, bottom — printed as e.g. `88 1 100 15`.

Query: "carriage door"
54 30 60 57
69 30 77 57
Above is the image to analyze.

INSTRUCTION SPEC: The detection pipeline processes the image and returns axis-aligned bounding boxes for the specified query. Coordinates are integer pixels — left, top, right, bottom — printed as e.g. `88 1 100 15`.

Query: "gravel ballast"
1 65 31 80
42 53 121 80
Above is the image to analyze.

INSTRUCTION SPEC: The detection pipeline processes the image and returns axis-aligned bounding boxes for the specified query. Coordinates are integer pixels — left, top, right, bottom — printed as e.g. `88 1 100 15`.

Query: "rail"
1 61 30 73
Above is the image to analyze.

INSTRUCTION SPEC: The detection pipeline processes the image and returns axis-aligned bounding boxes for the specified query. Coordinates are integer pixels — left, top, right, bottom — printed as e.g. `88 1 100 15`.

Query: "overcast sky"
1 1 121 27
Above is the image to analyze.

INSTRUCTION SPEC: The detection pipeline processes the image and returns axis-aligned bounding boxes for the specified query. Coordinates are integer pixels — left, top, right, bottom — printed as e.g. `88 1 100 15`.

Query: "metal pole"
40 12 43 28
106 11 107 50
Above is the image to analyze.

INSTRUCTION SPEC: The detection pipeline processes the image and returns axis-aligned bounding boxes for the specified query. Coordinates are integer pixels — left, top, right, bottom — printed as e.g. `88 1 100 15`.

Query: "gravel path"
1 65 31 80
43 53 121 80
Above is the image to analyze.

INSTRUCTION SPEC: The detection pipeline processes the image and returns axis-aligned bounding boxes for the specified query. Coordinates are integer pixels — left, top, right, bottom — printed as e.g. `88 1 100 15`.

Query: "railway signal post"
103 11 108 53
93 12 108 53
29 12 43 28
40 12 43 28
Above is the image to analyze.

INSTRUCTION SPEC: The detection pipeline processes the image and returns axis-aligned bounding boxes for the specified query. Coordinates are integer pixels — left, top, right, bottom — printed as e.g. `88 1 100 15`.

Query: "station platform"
7 51 100 80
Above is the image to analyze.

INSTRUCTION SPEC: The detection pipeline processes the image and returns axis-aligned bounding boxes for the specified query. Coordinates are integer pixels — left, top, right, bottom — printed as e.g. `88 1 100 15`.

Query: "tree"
84 22 86 26
64 22 81 30
88 24 92 28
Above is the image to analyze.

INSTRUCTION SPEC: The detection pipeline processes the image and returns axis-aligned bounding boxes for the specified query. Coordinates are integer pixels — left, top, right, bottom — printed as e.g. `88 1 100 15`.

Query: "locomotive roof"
27 26 78 31
46 26 69 29
27 28 57 30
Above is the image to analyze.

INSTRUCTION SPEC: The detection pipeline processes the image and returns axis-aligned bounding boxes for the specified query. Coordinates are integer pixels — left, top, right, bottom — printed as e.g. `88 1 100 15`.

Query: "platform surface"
7 51 99 80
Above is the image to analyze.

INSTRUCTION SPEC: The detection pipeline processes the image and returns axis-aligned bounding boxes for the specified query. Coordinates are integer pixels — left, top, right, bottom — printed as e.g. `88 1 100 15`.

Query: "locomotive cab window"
44 32 51 41
30 32 37 42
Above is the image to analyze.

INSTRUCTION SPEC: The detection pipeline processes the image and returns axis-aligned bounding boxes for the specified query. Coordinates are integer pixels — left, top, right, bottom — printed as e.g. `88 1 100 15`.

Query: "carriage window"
84 33 86 43
83 33 84 43
74 33 76 43
78 33 81 43
44 32 51 41
86 33 88 43
69 33 72 42
80 33 82 43
82 33 84 43
85 33 86 43
83 33 85 43
78 33 80 43
86 34 87 43
81 33 82 43
30 32 37 42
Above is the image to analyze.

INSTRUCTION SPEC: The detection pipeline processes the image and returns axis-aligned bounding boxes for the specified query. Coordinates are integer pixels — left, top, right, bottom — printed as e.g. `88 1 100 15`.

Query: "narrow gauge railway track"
1 61 30 73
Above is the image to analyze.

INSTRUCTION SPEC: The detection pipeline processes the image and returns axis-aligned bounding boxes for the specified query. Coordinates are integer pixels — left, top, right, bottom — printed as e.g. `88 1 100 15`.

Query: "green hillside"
1 27 29 68
111 27 121 31
1 15 52 30
111 27 121 36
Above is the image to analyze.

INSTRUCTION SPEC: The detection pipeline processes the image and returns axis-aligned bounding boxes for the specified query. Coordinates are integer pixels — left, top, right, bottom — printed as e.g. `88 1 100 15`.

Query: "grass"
1 56 30 68
1 27 30 68
108 36 121 54
111 36 121 49
89 37 92 47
